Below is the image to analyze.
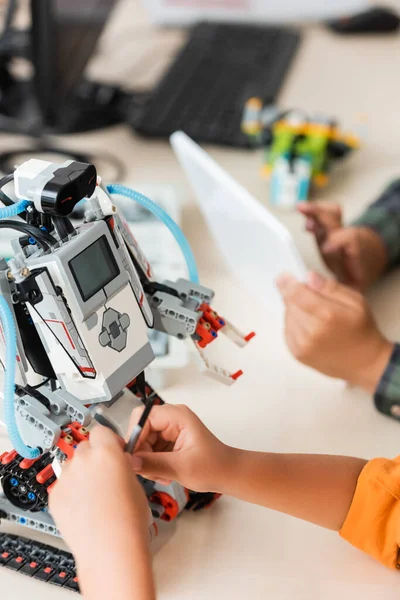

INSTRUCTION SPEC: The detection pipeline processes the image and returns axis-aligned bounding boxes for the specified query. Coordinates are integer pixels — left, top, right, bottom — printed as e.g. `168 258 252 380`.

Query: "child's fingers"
278 274 330 316
298 202 342 241
127 405 182 452
130 450 180 484
133 430 167 454
128 404 192 445
321 229 364 290
285 311 312 356
89 424 122 451
322 229 356 254
305 217 318 233
297 202 319 216
298 201 341 220
307 271 362 307
286 304 318 336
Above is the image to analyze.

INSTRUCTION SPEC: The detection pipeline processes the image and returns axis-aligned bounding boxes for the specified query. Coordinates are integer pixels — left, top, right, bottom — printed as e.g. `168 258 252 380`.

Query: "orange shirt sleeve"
340 456 400 569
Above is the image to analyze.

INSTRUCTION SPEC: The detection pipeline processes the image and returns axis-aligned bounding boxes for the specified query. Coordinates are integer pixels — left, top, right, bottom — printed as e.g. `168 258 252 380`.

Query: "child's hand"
277 271 393 392
49 425 150 564
129 404 234 493
298 202 388 291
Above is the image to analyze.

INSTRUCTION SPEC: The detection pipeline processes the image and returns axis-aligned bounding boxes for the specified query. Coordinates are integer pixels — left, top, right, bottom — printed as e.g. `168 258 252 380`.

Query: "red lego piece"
126 376 137 389
46 481 57 494
196 318 218 348
244 332 256 342
199 303 226 332
150 491 180 522
56 423 89 459
69 422 90 443
20 458 38 470
56 436 75 460
1 450 17 465
230 370 243 381
36 464 55 485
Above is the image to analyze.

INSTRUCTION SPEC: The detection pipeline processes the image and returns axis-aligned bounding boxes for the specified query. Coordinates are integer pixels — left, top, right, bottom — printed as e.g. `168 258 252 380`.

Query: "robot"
0 159 254 591
241 98 359 208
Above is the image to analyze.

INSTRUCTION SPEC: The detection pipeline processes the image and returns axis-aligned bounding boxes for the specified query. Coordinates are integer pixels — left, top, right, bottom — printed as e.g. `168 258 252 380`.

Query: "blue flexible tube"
0 296 40 459
0 200 31 219
107 184 199 284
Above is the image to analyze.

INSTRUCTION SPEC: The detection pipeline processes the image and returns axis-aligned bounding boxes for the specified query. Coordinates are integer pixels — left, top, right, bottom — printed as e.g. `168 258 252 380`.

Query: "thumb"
307 271 360 306
131 450 180 484
276 273 298 300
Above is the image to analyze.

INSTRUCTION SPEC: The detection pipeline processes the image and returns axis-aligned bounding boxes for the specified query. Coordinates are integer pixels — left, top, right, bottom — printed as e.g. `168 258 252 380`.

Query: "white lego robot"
0 158 254 590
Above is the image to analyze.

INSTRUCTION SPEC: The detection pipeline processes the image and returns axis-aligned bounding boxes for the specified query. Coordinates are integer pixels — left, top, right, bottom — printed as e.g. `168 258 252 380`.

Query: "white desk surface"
2 1 400 598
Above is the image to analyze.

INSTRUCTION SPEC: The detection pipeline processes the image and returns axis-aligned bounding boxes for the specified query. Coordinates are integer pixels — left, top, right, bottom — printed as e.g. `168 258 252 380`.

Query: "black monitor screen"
69 235 119 301
54 0 118 101
31 0 118 124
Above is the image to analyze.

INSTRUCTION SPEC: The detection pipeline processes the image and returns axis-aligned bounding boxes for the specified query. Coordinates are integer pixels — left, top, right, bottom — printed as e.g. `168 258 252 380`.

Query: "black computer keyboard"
133 22 301 148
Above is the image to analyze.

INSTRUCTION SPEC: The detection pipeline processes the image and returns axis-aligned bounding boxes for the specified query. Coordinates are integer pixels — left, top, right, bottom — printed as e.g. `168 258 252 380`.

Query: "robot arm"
112 188 255 385
144 277 254 384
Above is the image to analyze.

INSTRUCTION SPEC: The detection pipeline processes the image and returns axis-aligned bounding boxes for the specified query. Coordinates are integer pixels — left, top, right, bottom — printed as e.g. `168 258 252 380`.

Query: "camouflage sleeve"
351 179 400 268
374 344 400 420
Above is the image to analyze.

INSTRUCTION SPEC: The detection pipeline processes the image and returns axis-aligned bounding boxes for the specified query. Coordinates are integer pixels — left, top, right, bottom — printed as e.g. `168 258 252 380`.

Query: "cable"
0 221 56 249
0 173 13 188
0 221 56 246
2 220 56 244
0 147 92 175
0 190 12 207
31 377 50 390
0 199 30 219
0 147 126 182
125 372 157 454
0 173 30 223
0 173 15 208
52 216 75 241
107 184 199 284
0 296 40 459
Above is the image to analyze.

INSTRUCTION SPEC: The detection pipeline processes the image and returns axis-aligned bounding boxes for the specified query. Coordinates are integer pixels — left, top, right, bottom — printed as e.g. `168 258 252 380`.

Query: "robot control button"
99 307 130 352
109 321 120 339
119 313 130 330
99 330 110 347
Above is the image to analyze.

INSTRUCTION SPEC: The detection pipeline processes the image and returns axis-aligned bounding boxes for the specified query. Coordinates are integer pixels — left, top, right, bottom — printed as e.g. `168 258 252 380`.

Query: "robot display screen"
69 235 119 301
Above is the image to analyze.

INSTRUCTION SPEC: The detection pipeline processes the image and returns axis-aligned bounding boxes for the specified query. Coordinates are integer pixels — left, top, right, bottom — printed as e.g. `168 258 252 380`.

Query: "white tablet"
170 131 307 308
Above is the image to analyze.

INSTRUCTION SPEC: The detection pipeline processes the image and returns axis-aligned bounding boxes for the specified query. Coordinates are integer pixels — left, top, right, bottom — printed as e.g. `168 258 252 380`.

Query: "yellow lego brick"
339 134 360 149
275 121 305 135
260 164 272 178
245 97 263 110
242 123 262 135
313 173 329 187
304 123 332 137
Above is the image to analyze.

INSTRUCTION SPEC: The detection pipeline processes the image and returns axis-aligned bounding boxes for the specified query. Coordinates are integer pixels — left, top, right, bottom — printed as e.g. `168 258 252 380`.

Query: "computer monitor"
32 0 119 131
0 0 119 135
